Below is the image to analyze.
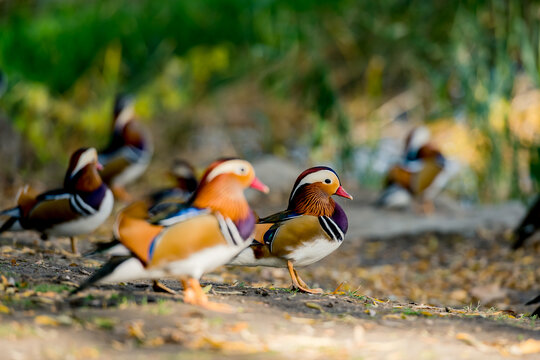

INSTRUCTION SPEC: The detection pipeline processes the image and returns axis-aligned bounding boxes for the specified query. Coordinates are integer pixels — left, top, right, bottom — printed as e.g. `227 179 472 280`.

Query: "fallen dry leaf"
226 322 249 333
145 336 165 347
192 336 262 354
382 314 404 320
456 333 492 352
127 321 145 341
0 303 10 314
509 339 540 355
35 315 59 326
305 302 325 312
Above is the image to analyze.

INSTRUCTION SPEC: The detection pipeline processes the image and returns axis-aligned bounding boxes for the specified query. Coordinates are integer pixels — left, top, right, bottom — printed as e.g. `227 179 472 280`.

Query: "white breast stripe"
216 213 235 246
44 193 71 201
325 216 344 241
319 217 335 240
69 196 86 215
225 218 245 246
319 216 344 242
74 194 97 214
215 213 247 247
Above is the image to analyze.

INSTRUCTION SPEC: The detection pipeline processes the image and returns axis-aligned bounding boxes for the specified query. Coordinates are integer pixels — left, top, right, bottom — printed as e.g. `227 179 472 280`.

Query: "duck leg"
152 280 176 294
181 277 232 313
70 237 78 254
421 200 435 215
287 261 323 294
294 269 323 294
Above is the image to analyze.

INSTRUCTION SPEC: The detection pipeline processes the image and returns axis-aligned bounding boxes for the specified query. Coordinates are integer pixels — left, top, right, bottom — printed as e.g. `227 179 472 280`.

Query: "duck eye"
324 179 331 184
238 167 246 174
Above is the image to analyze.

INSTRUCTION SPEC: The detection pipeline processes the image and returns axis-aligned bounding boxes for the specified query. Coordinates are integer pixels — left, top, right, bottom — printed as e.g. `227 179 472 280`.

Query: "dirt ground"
1 195 540 360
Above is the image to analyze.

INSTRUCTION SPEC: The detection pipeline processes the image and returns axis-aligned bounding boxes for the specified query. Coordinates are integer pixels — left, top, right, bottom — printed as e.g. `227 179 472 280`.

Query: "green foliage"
33 283 72 293
0 0 539 199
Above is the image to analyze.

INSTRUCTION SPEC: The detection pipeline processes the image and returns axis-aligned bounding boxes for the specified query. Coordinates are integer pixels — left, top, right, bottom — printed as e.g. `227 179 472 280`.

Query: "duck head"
287 166 352 216
65 147 104 192
110 93 148 150
113 94 135 130
193 158 269 221
170 158 198 193
404 126 431 161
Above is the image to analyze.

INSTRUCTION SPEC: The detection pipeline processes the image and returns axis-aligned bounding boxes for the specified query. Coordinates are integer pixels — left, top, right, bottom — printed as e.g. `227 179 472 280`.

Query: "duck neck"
288 186 335 217
66 166 103 193
193 180 251 222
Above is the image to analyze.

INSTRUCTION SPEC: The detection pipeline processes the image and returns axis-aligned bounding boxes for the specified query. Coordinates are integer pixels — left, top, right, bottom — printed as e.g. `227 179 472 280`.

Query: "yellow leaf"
226 322 249 333
199 336 260 354
510 339 540 355
0 303 10 314
75 347 100 359
127 321 145 341
382 314 404 320
146 336 165 347
305 302 325 312
20 290 35 298
35 315 59 326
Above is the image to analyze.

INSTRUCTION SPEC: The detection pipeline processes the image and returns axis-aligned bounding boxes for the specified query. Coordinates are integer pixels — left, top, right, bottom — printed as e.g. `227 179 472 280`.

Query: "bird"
228 166 352 293
98 94 153 202
147 158 198 207
82 158 197 261
0 148 114 253
512 196 540 250
376 126 449 213
72 158 269 311
526 294 540 317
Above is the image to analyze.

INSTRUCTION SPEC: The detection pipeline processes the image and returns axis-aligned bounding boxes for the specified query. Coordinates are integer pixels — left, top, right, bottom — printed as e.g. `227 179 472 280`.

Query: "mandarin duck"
376 126 449 213
526 294 540 317
228 166 352 293
73 158 269 311
98 94 152 201
147 158 198 207
0 148 113 253
512 196 540 250
83 159 197 261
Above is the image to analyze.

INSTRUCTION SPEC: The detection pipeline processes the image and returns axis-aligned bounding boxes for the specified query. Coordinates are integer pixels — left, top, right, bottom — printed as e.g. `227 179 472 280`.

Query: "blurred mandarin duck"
147 158 198 207
228 166 352 294
73 158 269 311
512 196 540 250
99 94 152 201
376 126 450 213
526 293 540 317
0 148 113 253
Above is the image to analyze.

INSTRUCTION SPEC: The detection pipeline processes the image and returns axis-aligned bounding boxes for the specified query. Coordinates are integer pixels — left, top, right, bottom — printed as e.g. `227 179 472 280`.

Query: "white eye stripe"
71 148 98 177
289 170 338 200
407 126 430 152
205 160 251 183
115 105 135 129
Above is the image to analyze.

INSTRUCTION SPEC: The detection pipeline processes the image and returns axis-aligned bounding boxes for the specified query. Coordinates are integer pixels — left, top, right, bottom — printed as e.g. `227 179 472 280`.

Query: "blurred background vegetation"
0 0 539 202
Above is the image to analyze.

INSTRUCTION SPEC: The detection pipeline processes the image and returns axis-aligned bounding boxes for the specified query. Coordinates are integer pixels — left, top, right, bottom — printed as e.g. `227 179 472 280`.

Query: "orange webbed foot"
288 261 324 294
182 278 233 313
412 200 435 215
